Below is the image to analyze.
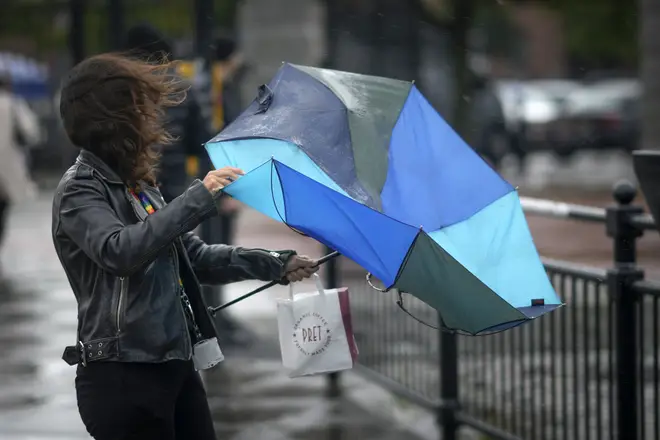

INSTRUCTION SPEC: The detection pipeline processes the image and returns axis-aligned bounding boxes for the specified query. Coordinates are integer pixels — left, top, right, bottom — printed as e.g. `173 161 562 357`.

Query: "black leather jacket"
53 151 294 365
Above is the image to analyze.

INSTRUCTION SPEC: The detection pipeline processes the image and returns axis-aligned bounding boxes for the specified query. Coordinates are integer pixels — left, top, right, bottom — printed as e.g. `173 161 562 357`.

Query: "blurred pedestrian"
201 34 253 346
124 23 208 202
211 34 246 135
53 53 319 440
0 74 40 249
210 34 248 228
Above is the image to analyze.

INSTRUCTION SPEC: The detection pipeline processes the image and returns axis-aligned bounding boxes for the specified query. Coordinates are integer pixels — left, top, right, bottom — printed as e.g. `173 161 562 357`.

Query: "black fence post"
69 0 85 64
439 323 459 440
194 0 214 65
193 0 215 137
606 180 644 440
193 0 220 317
324 244 342 398
321 0 339 69
107 0 125 51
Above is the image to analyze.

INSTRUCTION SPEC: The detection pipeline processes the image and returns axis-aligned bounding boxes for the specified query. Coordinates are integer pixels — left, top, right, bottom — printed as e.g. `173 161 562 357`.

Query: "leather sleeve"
181 231 296 284
58 177 218 277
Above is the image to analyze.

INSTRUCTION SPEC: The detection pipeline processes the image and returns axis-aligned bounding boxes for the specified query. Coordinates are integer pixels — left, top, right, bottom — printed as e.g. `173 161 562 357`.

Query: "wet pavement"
3 151 660 439
0 190 433 440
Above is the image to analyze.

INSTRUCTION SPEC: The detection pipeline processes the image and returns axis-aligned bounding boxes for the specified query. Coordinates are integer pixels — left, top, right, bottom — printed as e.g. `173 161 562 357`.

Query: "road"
508 151 660 278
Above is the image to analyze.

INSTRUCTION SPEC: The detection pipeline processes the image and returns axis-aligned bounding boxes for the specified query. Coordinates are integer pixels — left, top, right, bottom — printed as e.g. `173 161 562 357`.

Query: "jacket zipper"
116 277 127 333
126 187 191 356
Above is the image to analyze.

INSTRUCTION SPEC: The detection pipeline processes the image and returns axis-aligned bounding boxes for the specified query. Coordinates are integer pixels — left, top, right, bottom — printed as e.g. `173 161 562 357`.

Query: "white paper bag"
277 274 359 378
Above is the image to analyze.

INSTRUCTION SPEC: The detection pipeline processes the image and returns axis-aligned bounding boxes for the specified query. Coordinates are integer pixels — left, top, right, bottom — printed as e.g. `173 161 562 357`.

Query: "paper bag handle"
288 273 326 300
313 273 325 295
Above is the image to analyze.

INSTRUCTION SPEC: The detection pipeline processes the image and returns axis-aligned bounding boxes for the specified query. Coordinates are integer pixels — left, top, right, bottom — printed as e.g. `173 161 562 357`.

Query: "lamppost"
107 0 125 51
69 0 85 64
194 0 214 66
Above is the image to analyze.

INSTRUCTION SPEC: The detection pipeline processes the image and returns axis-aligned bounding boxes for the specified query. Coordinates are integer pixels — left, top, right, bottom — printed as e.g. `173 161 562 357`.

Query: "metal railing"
332 181 660 440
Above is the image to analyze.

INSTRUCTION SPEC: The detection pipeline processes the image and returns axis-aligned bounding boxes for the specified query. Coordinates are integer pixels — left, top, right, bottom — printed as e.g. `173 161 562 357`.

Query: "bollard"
606 180 644 440
439 318 459 440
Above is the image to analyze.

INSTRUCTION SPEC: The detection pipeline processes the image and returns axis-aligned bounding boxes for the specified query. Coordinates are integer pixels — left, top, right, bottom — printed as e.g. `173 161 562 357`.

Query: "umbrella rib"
271 159 404 285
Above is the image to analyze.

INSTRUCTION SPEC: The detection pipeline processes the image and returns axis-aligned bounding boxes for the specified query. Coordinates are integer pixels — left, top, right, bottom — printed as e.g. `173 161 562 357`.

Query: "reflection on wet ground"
0 192 428 440
4 161 657 439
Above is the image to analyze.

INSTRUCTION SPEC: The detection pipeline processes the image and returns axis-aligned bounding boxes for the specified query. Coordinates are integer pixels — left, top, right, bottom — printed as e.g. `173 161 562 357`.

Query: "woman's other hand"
285 255 319 282
203 167 245 194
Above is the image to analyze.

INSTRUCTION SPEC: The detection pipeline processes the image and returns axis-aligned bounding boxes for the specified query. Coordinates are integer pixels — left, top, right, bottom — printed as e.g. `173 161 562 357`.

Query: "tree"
417 0 474 134
547 0 637 73
640 0 660 150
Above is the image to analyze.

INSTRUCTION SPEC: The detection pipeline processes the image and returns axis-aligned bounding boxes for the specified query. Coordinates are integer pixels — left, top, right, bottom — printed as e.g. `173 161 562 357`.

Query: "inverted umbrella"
205 63 562 335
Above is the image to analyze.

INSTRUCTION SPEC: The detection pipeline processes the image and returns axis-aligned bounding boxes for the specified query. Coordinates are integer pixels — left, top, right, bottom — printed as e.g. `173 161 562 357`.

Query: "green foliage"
0 0 241 56
546 0 638 67
503 0 638 68
418 0 524 61
0 1 69 54
419 0 638 70
473 0 524 59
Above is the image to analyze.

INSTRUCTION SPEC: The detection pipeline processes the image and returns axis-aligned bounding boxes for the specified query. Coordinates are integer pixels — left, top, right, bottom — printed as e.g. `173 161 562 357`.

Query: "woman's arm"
181 231 295 284
58 177 218 277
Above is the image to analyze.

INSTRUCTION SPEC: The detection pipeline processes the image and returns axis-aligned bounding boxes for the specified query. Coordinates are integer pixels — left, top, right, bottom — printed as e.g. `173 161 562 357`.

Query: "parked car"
470 79 578 166
472 76 641 164
552 78 640 155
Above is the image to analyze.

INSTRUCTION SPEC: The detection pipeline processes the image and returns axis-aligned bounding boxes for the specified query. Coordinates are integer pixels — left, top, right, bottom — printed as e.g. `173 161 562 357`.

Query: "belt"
62 336 119 366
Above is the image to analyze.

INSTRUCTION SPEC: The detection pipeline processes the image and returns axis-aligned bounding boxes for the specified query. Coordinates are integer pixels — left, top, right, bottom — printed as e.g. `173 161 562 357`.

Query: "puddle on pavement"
0 332 41 345
0 361 39 377
293 425 409 440
0 394 45 411
210 401 300 424
0 201 428 440
246 386 325 398
0 309 37 324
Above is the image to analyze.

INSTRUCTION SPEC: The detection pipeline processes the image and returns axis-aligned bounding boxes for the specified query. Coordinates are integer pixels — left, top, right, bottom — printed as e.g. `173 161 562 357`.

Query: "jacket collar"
77 150 124 185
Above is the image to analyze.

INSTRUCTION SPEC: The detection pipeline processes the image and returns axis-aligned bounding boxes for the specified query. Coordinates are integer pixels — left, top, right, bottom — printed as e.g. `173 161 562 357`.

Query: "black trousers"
76 360 216 440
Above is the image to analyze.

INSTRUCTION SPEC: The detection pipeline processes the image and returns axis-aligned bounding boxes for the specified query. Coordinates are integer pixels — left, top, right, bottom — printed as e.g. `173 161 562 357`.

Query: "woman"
0 74 40 248
52 53 318 440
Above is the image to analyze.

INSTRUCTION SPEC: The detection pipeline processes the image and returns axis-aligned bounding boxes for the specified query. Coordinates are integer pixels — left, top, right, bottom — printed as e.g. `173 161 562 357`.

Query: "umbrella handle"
207 251 341 315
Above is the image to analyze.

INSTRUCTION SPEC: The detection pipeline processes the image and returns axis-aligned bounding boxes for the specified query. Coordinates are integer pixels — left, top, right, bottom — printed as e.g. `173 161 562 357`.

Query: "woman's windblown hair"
59 53 185 185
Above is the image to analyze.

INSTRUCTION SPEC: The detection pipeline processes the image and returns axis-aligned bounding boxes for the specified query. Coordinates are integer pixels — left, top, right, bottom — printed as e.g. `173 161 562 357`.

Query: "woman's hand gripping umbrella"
202 165 341 315
208 251 340 315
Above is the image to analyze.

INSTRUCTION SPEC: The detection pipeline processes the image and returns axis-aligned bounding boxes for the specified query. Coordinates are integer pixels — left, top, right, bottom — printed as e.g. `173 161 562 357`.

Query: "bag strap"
313 273 325 295
288 273 326 300
288 282 294 300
